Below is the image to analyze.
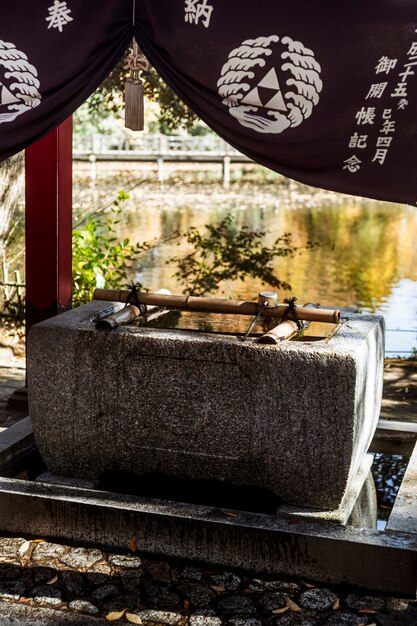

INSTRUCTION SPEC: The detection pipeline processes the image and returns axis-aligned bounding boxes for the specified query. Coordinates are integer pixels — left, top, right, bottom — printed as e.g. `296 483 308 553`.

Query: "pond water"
74 164 417 356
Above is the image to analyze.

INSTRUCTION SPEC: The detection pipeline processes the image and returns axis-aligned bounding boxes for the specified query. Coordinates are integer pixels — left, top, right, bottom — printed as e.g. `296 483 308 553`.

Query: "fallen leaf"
129 536 138 553
300 580 315 589
211 585 226 592
106 610 126 621
183 600 190 612
272 606 289 615
47 575 58 585
31 539 45 544
332 598 340 610
126 613 143 624
358 609 378 614
286 597 301 612
18 541 31 556
225 511 237 518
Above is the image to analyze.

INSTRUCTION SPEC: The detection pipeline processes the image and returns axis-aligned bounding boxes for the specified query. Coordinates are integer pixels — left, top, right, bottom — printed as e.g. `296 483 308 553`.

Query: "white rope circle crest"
218 35 322 134
0 40 42 124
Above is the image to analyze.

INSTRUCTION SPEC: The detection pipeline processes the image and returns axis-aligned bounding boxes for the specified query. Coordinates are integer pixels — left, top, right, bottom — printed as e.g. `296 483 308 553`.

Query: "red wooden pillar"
25 118 73 333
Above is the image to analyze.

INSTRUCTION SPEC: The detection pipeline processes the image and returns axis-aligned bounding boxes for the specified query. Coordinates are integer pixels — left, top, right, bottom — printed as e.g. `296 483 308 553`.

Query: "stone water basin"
28 301 385 510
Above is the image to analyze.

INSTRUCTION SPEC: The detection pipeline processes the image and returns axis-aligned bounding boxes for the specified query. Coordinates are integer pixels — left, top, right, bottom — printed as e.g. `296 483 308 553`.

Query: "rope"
281 296 303 329
125 282 147 316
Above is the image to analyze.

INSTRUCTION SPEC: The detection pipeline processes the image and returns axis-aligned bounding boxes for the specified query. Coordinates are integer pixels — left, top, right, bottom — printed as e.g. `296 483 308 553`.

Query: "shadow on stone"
97 471 281 514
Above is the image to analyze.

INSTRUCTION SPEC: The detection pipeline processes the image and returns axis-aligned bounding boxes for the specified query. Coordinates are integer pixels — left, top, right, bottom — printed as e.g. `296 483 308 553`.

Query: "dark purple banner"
1 1 131 161
2 1 417 204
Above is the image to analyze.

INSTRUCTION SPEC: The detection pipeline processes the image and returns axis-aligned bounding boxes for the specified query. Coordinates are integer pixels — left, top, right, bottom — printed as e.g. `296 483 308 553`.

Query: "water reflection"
75 176 417 354
347 453 408 531
347 472 378 530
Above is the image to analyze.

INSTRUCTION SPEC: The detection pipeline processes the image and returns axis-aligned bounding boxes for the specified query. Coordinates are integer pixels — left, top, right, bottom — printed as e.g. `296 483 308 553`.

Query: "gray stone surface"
90 583 118 602
258 591 287 612
60 570 84 596
182 565 203 581
0 580 26 599
31 542 66 562
28 302 385 509
325 613 368 626
0 600 106 624
145 559 171 582
0 537 26 560
229 619 263 626
216 594 257 616
386 440 417 533
0 417 34 468
177 581 216 607
31 566 56 584
68 599 99 614
209 571 241 591
138 609 182 625
108 553 142 568
280 455 376 526
298 588 337 611
31 584 63 605
189 614 222 626
0 564 21 580
344 593 385 611
274 615 318 626
59 547 103 569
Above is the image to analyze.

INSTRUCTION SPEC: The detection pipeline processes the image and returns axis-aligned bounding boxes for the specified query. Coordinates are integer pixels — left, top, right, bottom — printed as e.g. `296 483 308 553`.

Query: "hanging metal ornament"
124 39 150 131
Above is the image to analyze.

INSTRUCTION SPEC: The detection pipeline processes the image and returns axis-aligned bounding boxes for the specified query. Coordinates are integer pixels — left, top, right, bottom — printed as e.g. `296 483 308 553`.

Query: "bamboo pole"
93 289 341 324
257 320 299 344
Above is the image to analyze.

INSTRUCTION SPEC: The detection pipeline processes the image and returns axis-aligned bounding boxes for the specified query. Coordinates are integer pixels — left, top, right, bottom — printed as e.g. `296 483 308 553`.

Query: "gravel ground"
0 536 414 625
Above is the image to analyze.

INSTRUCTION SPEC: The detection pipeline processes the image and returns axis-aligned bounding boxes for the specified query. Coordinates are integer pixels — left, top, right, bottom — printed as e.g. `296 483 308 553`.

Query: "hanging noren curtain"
2 0 417 205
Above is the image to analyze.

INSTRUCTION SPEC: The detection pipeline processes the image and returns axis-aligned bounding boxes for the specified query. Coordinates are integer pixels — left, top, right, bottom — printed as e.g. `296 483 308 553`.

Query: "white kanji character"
407 42 417 56
355 107 376 125
382 108 392 119
349 133 368 149
185 0 199 23
343 155 362 173
372 149 388 165
196 0 213 27
365 83 387 99
375 57 397 74
376 136 392 148
399 66 415 82
46 0 73 32
391 83 408 98
380 119 396 134
397 98 408 109
185 0 213 27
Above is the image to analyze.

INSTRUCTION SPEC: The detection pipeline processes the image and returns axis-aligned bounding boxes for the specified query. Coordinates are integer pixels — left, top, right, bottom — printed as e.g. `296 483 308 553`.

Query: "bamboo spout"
93 289 341 325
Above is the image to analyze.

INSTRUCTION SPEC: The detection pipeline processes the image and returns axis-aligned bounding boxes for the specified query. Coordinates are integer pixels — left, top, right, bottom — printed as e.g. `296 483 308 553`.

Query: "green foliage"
72 191 146 305
170 214 313 297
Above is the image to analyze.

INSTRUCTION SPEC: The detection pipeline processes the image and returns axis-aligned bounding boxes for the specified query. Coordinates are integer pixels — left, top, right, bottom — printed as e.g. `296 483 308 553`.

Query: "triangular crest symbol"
240 67 287 111
0 83 19 106
265 90 287 111
258 67 280 90
241 86 263 107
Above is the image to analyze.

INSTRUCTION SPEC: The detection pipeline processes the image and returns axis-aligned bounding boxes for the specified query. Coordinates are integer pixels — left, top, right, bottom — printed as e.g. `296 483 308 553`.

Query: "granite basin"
27 301 385 510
